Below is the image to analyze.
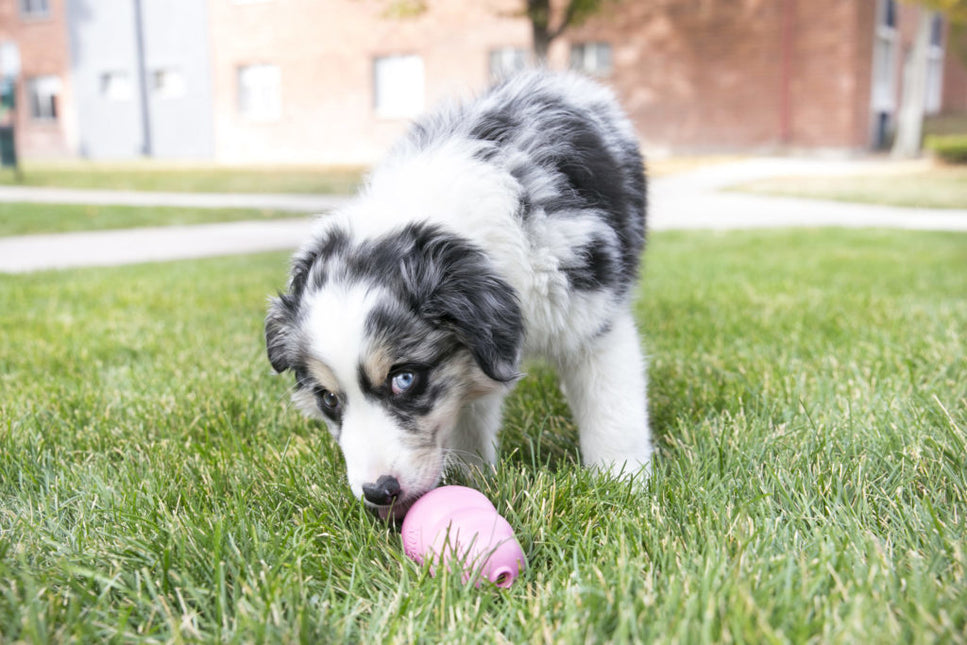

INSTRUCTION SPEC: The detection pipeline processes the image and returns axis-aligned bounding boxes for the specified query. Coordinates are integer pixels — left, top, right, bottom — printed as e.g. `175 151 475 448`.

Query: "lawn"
733 162 967 210
0 163 367 195
1 229 965 642
0 202 301 237
0 157 727 197
0 157 735 236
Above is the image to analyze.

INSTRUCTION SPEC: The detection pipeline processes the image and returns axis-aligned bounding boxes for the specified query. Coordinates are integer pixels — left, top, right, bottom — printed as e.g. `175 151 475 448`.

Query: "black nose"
362 475 402 506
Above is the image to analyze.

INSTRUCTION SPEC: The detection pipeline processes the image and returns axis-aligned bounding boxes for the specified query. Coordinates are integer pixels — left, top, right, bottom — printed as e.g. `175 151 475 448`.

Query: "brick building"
944 23 967 113
569 0 884 151
210 0 967 161
208 0 531 164
2 0 966 162
185 0 967 161
0 0 74 158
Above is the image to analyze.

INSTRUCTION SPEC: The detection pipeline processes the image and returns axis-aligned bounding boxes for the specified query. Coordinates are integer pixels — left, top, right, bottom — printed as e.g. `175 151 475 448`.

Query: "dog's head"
265 220 521 517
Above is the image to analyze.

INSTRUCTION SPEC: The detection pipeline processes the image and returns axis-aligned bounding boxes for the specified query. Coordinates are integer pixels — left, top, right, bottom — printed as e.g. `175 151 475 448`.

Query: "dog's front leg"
557 309 653 480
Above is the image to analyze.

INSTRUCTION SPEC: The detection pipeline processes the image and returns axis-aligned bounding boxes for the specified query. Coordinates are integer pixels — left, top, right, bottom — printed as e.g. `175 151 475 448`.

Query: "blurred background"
0 0 966 167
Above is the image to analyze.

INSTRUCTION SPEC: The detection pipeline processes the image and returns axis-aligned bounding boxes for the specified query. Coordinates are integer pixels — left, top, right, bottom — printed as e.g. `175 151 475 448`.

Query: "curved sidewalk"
1 159 965 274
648 157 967 231
0 218 318 273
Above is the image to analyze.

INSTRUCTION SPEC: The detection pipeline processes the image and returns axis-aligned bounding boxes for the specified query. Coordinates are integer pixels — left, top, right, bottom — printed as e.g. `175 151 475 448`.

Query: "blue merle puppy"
266 71 652 518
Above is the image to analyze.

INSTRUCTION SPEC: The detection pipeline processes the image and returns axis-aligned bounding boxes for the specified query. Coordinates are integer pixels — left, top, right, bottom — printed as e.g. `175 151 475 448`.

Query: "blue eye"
391 371 416 395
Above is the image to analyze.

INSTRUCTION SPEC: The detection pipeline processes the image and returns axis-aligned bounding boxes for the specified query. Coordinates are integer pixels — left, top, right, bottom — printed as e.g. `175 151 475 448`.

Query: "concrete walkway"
0 218 318 273
1 158 965 273
648 157 967 231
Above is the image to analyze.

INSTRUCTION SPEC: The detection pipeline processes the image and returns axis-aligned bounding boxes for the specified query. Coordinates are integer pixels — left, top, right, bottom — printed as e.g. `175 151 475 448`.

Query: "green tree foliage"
526 0 609 61
905 0 967 22
380 0 611 61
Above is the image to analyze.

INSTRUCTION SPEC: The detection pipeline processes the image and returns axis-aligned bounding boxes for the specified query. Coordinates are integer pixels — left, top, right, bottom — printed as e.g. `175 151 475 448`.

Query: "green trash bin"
0 125 15 168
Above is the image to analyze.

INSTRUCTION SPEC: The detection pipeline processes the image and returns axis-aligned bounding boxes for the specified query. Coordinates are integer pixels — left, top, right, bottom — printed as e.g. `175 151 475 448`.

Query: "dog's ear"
265 294 297 373
403 227 523 383
266 224 349 374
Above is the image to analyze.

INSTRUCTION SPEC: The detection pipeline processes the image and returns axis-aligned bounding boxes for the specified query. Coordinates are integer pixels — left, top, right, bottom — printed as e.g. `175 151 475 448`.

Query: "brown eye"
317 389 341 413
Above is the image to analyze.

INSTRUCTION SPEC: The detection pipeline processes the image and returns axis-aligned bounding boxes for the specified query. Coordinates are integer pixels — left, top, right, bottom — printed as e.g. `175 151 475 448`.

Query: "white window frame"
26 75 60 120
19 0 49 19
373 55 424 120
489 47 528 81
0 42 21 78
870 0 898 113
101 71 134 102
238 64 281 122
924 14 944 115
152 68 187 100
570 42 613 76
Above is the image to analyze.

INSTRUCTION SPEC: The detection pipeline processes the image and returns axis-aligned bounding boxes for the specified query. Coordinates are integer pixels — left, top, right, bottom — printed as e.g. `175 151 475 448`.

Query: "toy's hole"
493 568 513 588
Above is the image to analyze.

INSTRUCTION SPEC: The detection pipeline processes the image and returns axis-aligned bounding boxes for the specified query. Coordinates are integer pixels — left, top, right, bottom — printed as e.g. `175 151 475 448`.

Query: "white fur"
301 284 450 503
556 310 653 475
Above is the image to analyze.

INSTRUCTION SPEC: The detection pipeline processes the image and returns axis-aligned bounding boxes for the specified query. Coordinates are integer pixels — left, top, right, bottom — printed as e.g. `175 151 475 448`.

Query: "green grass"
0 202 304 236
733 164 967 210
2 229 965 642
924 112 967 137
0 157 723 196
0 163 366 194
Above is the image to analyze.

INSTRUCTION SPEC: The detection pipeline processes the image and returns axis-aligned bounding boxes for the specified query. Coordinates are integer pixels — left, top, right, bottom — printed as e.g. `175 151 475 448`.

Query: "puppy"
265 71 652 517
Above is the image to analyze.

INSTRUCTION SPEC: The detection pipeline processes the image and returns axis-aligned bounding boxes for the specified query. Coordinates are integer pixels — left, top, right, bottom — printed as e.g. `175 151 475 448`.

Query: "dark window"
26 76 59 120
882 0 896 28
930 14 944 47
19 0 49 18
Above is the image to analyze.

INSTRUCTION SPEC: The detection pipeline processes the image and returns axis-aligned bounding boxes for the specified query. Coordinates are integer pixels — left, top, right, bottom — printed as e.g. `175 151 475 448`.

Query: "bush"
925 134 967 164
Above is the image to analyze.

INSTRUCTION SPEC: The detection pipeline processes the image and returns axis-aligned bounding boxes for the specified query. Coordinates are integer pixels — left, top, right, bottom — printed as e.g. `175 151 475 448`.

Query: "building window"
489 47 528 81
872 0 899 107
153 68 186 99
19 0 49 18
0 42 21 79
238 64 281 121
373 55 424 119
925 14 944 115
870 0 898 146
883 0 896 28
101 71 133 101
570 42 613 76
26 75 59 120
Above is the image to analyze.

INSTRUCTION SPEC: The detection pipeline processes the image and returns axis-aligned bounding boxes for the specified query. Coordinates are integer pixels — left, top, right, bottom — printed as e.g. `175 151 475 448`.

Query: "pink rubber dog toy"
400 485 526 588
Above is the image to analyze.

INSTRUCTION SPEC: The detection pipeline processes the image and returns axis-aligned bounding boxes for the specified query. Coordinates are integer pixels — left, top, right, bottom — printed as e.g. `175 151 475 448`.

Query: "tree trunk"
528 0 552 63
532 23 552 62
892 9 936 158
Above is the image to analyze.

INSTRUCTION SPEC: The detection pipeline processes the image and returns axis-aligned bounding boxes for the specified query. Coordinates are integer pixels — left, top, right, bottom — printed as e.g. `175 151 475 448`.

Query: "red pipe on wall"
780 0 795 144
